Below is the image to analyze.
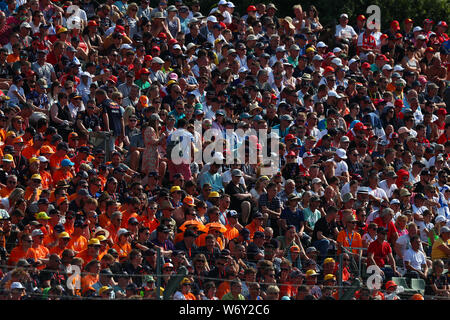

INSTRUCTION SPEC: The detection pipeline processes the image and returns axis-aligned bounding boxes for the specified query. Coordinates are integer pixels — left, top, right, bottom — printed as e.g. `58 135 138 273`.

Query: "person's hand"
393 270 401 277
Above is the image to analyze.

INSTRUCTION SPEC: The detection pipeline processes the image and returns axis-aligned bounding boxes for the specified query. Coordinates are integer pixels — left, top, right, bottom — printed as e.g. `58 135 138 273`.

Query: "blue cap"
61 159 74 167
239 112 251 119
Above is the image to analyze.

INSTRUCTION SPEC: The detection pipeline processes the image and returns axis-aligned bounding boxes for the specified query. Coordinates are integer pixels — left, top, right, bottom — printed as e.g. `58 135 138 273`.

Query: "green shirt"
221 292 245 300
135 79 151 91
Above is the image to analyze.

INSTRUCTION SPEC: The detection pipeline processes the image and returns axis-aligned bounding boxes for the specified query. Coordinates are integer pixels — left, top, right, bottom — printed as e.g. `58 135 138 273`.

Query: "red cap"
144 55 152 62
354 122 367 131
140 68 150 74
88 20 98 27
394 99 403 107
404 18 413 24
437 21 448 28
395 33 403 39
158 32 167 39
168 38 178 46
219 22 227 29
390 20 400 30
424 19 434 24
152 46 161 52
425 47 435 53
437 108 447 115
247 5 256 12
361 62 371 69
377 54 389 62
285 134 296 140
380 34 388 40
108 76 117 84
115 25 125 35
287 151 296 157
357 15 366 21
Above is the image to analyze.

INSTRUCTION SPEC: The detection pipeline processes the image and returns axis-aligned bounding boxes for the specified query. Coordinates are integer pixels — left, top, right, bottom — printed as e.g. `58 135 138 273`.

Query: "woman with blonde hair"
0 188 25 213
125 3 140 39
141 118 166 182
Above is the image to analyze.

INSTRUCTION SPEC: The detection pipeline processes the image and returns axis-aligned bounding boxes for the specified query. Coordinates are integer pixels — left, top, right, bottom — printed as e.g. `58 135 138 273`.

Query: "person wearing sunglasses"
337 214 363 266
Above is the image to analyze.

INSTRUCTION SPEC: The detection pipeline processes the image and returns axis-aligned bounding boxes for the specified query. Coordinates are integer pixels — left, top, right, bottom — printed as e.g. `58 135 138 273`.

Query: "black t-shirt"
425 272 448 296
76 111 100 133
225 181 248 211
100 98 123 136
312 216 338 242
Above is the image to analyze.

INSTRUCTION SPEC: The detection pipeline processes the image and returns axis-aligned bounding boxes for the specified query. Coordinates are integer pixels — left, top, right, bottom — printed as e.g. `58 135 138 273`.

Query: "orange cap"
68 132 79 139
40 145 55 154
139 95 149 107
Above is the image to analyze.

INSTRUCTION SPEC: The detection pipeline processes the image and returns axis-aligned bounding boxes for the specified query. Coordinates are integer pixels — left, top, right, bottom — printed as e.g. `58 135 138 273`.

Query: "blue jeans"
312 239 330 263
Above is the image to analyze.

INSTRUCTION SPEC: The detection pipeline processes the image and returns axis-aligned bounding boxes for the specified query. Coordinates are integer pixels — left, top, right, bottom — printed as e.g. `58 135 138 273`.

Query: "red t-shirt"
367 240 392 268
373 217 398 241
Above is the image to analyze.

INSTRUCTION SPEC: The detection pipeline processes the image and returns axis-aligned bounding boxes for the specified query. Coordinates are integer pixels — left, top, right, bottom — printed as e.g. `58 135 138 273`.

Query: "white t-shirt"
173 291 186 300
335 24 357 40
396 234 425 257
6 84 24 105
403 248 426 270
416 221 433 243
168 128 194 164
378 180 398 198
335 160 348 177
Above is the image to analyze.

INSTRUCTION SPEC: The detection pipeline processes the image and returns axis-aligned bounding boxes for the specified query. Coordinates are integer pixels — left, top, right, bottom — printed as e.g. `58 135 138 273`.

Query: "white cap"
38 156 49 163
239 66 249 73
331 57 343 67
382 64 393 71
413 26 422 32
173 44 182 50
316 41 327 48
10 282 25 290
117 228 131 237
390 199 400 205
435 215 447 224
218 0 228 5
313 54 323 61
328 91 339 98
333 47 342 54
340 13 348 19
227 1 235 7
32 229 44 237
393 65 404 72
336 148 347 159
207 16 218 23
120 44 133 50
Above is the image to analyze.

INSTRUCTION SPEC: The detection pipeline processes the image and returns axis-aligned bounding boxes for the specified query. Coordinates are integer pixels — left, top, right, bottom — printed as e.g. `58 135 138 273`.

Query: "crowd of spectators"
0 0 449 301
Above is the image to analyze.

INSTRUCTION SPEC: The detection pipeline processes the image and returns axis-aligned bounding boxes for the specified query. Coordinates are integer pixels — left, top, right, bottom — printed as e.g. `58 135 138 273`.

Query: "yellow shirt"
431 237 450 260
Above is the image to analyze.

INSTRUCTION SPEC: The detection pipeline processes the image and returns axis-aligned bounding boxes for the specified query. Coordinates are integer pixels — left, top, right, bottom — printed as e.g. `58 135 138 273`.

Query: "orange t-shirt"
81 274 99 293
105 224 120 243
183 292 197 300
0 187 14 198
76 249 99 268
49 153 70 170
24 187 43 202
52 169 74 186
245 221 264 241
7 246 38 266
138 216 159 233
33 244 50 269
195 233 224 250
49 245 68 257
121 211 139 228
112 242 132 260
216 280 231 299
22 145 40 160
67 234 88 254
223 224 239 241
39 170 53 190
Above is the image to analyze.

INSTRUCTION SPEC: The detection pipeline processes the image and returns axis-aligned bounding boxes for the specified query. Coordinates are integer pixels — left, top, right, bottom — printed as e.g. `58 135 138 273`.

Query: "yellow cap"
99 286 113 295
97 235 107 242
35 212 50 220
208 191 220 198
324 257 335 264
2 154 13 162
6 131 16 138
58 232 71 239
179 277 192 285
324 274 336 281
306 46 316 53
167 79 178 86
306 269 318 277
170 186 181 193
31 173 42 180
88 238 101 246
29 157 39 164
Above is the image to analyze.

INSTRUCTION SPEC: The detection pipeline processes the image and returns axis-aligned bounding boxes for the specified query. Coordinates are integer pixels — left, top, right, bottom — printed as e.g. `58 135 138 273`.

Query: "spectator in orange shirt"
22 134 46 160
81 259 101 294
245 212 265 241
223 210 240 241
121 197 140 228
31 228 50 268
0 175 18 198
336 215 363 260
105 211 122 243
173 277 197 300
67 221 89 254
43 223 65 249
38 156 53 190
24 174 43 203
49 142 71 173
49 232 72 256
52 158 75 187
138 201 159 233
71 146 91 173
39 145 55 159
77 238 102 268
7 233 38 266
112 228 132 262
35 211 52 235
